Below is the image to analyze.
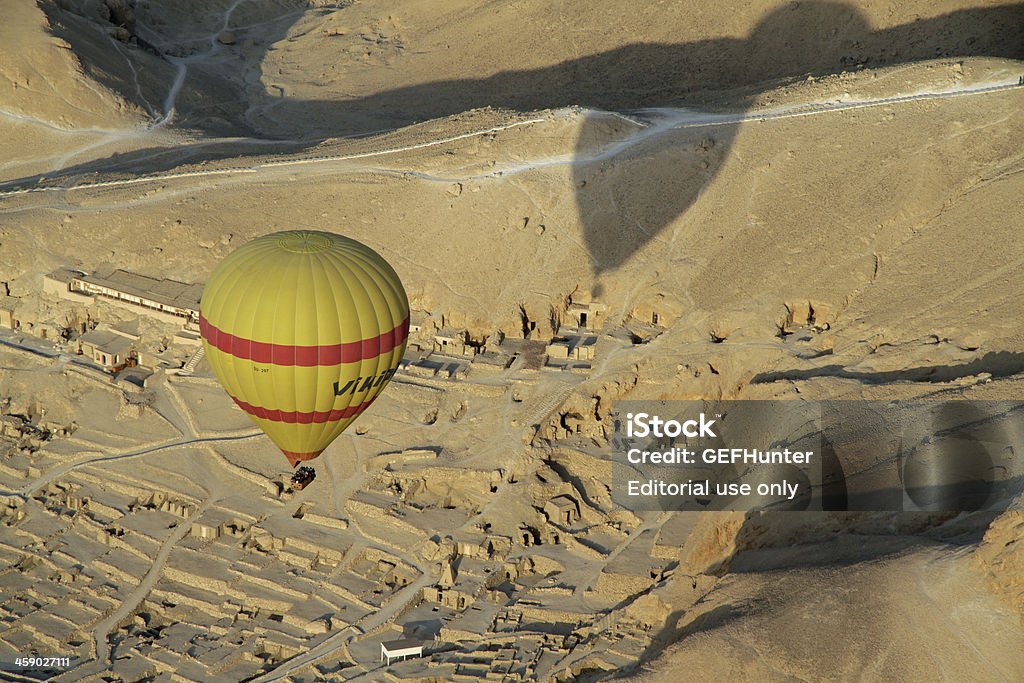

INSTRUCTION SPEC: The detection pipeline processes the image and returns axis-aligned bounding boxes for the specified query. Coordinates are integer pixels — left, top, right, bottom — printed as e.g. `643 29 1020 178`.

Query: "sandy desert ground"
0 0 1023 681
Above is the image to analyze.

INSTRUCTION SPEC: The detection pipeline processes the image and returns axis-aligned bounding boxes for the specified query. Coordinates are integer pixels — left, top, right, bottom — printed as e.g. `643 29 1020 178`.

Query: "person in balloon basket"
291 466 316 490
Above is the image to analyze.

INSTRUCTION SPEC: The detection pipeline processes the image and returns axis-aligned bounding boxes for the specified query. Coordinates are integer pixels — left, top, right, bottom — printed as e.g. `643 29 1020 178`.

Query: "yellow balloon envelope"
200 230 409 467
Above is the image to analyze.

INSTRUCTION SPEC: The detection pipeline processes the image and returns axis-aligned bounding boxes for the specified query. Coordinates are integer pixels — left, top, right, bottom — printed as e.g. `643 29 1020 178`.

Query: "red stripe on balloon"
199 313 409 367
231 395 378 424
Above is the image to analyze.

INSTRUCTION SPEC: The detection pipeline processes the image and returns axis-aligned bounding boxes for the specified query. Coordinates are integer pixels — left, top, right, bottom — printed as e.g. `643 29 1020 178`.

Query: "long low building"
67 268 202 322
381 639 424 665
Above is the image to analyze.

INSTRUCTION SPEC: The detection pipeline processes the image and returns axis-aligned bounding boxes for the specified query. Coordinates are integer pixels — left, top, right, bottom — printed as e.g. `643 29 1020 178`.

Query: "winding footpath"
0 431 261 501
89 500 212 668
0 78 1020 199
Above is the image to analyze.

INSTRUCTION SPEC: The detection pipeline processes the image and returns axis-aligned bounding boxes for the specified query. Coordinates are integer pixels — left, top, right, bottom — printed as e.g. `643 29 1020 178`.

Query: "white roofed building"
381 638 424 665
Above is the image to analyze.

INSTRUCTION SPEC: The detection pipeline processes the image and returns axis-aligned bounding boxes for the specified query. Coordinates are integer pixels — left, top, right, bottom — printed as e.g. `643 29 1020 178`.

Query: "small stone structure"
543 495 580 526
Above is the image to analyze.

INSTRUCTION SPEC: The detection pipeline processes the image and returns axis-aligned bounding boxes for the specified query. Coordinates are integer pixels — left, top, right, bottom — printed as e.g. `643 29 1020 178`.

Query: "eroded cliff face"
0 2 142 127
975 507 1024 615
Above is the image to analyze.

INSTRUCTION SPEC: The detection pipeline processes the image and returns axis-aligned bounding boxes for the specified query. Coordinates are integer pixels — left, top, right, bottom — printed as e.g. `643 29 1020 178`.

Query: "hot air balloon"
199 230 409 468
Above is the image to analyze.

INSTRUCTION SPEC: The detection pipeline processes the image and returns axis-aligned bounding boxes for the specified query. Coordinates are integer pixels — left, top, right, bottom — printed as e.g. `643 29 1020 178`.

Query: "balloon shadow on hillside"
25 1 1024 278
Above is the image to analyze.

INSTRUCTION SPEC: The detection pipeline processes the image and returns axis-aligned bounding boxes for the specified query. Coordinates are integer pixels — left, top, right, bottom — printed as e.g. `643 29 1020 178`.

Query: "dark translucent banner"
610 400 1024 512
